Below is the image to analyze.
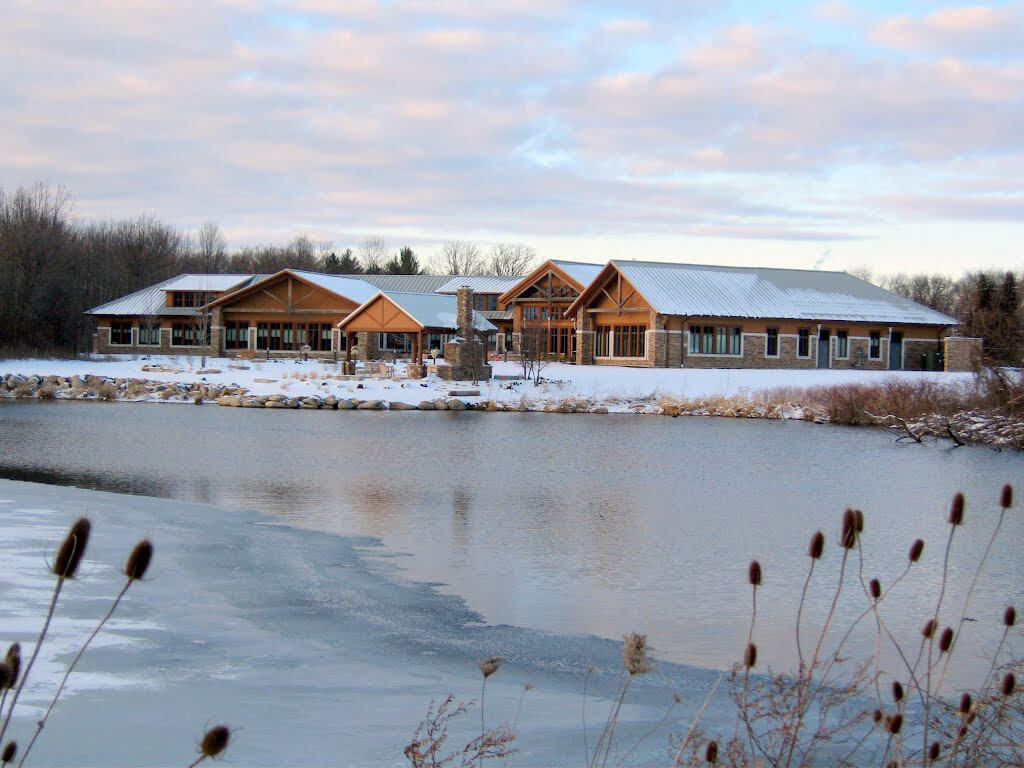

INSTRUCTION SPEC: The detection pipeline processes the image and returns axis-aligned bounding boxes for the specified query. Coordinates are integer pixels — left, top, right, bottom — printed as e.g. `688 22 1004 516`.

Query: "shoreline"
1 356 1019 449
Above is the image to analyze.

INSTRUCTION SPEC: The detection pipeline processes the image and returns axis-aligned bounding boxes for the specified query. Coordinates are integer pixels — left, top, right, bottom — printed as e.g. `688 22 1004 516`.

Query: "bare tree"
360 236 388 274
193 222 228 273
487 243 535 276
518 321 551 384
431 241 484 275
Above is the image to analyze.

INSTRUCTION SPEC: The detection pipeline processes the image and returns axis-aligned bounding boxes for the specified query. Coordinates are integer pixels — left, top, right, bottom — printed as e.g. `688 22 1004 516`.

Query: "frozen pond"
1 401 1023 765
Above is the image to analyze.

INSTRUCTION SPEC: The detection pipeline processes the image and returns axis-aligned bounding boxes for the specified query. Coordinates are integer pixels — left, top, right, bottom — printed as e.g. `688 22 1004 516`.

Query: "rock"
196 368 221 374
287 397 303 408
593 406 609 414
433 398 449 410
446 399 466 411
323 395 338 409
217 395 243 407
357 399 385 410
336 398 356 410
448 389 480 397
265 399 288 408
253 378 277 384
301 397 322 408
242 398 265 408
389 401 418 410
417 400 436 410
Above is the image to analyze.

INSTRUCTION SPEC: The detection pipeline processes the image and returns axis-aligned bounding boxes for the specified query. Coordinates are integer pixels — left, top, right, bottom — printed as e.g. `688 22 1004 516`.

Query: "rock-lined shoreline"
3 371 1021 450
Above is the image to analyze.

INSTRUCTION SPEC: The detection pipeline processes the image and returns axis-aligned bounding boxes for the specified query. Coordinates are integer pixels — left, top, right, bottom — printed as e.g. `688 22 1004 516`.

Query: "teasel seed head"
809 531 824 559
959 693 972 715
0 665 9 692
748 560 762 587
928 741 941 763
1005 606 1017 627
841 509 857 549
886 713 903 734
939 627 954 653
705 740 718 764
2 741 16 765
622 634 652 676
744 642 757 668
124 539 153 581
872 709 883 723
949 493 965 526
909 538 925 563
478 656 502 679
5 644 20 688
1001 484 1013 509
922 619 936 639
200 725 230 758
892 681 904 702
53 517 91 579
1002 672 1016 696
853 509 864 533
870 579 882 601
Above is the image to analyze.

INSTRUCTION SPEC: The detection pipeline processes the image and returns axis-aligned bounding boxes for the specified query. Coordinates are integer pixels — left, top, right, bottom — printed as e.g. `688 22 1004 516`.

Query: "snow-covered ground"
0 354 974 413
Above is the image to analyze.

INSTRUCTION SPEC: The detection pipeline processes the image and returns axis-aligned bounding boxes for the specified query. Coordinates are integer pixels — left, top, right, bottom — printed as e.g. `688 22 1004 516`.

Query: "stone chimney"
457 286 475 338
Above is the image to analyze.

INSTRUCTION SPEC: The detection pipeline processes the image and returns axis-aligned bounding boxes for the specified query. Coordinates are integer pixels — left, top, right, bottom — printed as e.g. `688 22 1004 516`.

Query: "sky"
1 0 1022 276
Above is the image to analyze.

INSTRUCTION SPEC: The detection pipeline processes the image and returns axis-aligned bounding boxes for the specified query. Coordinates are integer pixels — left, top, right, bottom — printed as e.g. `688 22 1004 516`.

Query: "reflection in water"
2 400 1023 688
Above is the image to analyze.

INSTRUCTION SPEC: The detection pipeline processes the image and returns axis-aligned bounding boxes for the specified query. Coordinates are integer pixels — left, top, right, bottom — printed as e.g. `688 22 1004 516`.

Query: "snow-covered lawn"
0 354 973 412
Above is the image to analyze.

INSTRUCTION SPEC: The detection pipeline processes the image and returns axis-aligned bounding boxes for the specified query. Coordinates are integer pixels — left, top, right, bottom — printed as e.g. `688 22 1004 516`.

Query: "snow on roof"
358 274 455 293
435 275 523 294
381 292 497 332
551 260 604 288
288 270 381 304
607 261 958 325
160 274 254 292
87 277 178 316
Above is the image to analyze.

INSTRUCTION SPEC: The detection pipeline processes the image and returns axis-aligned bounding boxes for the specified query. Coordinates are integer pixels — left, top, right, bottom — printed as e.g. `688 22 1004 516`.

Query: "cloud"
870 5 1022 54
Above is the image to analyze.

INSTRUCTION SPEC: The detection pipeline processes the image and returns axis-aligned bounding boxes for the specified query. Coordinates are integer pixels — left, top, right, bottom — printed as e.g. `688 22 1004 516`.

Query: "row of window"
523 305 570 322
170 291 215 307
254 322 335 352
689 325 883 359
109 322 193 346
594 325 647 358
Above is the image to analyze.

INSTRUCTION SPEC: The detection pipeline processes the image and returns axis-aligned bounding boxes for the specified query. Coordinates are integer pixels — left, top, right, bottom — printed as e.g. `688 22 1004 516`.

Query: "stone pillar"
248 327 257 351
575 311 594 365
456 286 474 337
649 314 667 367
944 336 983 372
667 327 684 368
357 331 380 360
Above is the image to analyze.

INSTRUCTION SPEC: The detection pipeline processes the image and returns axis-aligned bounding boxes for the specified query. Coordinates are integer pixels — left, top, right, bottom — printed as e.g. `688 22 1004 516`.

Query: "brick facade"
944 336 983 372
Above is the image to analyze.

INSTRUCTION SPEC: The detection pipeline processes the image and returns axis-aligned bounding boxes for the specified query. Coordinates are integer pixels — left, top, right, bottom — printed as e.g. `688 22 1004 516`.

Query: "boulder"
446 399 466 411
357 399 385 410
336 398 356 410
217 395 243 407
265 399 289 408
417 400 436 410
301 397 322 408
389 401 418 410
432 398 448 410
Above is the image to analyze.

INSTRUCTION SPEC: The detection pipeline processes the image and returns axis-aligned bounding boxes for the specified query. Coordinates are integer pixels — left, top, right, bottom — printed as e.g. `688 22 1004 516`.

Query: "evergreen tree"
320 252 342 274
384 246 422 275
335 248 363 274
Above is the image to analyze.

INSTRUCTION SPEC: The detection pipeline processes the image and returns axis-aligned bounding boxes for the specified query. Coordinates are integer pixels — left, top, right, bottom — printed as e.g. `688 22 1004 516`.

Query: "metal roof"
287 270 381 304
379 292 497 332
87 276 178 316
358 274 454 293
606 261 958 325
160 274 254 292
480 310 513 321
551 260 604 288
435 275 523 294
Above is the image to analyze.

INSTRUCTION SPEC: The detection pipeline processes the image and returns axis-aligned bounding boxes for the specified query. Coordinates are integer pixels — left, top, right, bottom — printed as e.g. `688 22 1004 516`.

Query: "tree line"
0 183 537 354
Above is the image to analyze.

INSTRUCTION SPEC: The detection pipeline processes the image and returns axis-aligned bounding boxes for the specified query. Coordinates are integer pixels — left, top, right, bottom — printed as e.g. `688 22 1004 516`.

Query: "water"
1 401 1022 765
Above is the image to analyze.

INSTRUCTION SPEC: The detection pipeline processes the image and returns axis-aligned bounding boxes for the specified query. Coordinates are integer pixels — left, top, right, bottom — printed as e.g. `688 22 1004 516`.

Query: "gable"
220 273 361 314
587 269 653 313
339 295 423 333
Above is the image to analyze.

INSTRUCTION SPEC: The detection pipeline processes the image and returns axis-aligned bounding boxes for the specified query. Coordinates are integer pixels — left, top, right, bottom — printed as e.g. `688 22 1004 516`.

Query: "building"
497 259 604 358
566 261 959 370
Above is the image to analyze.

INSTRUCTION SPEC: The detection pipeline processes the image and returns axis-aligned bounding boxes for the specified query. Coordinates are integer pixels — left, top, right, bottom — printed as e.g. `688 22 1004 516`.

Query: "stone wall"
945 336 983 372
903 339 942 371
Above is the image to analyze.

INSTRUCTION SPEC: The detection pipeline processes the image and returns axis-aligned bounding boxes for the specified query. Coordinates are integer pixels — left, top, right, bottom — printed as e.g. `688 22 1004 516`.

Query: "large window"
595 325 610 356
110 321 132 345
548 326 571 356
798 328 810 357
523 305 563 322
474 294 498 311
138 324 160 346
171 323 209 346
171 291 214 308
613 325 647 358
689 325 741 355
836 330 849 358
225 321 248 350
869 332 881 359
765 328 779 357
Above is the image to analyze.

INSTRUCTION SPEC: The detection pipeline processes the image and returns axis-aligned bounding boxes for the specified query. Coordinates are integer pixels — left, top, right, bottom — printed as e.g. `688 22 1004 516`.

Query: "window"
595 325 610 356
138 324 160 346
613 325 647 357
689 325 741 355
836 331 849 358
765 328 779 357
798 328 810 357
269 322 282 351
869 332 881 359
257 322 268 349
547 326 571 356
110 321 132 345
474 294 498 311
523 306 539 321
171 291 213 308
171 323 209 346
225 321 248 350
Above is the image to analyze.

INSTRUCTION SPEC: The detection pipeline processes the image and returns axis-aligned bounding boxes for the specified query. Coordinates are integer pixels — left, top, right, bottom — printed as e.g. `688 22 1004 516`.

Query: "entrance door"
889 331 903 370
817 330 830 368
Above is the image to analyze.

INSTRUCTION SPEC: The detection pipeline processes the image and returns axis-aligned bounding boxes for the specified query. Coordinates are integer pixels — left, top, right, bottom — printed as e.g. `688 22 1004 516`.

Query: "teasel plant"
0 518 91 745
678 483 1022 768
16 540 154 766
